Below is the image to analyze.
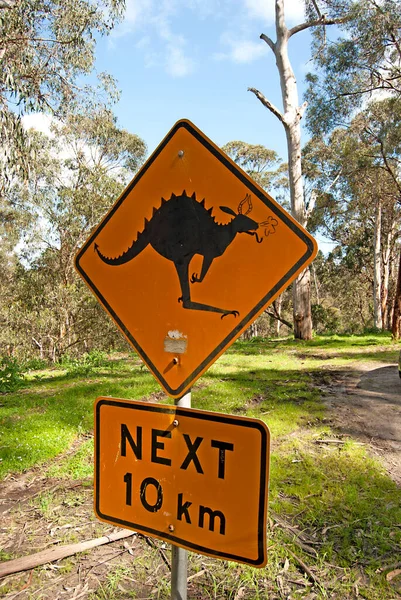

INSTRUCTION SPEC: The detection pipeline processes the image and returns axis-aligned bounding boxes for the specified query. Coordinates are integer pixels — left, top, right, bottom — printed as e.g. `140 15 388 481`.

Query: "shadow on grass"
197 367 325 438
2 347 396 474
231 333 397 356
230 345 398 364
302 349 398 362
25 363 148 387
270 441 401 569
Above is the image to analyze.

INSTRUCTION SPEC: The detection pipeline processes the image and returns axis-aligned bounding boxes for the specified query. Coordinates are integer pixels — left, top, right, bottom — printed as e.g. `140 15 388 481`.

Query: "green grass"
1 333 400 599
271 438 401 564
0 357 159 478
2 332 398 479
45 436 94 479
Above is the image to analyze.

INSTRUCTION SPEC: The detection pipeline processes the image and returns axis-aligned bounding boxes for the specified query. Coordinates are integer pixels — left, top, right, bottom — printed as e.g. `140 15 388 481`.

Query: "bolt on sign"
75 120 317 398
94 398 270 567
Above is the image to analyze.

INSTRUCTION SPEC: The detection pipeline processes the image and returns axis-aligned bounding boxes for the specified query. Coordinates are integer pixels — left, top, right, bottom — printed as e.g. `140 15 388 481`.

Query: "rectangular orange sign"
95 398 270 567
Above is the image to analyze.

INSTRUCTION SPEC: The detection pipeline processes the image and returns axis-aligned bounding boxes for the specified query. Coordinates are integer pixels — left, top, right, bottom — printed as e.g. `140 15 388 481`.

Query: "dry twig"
0 530 135 578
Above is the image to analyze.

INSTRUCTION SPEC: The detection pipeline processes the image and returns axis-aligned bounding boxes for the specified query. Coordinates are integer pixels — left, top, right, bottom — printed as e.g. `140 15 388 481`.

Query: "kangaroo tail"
94 229 150 266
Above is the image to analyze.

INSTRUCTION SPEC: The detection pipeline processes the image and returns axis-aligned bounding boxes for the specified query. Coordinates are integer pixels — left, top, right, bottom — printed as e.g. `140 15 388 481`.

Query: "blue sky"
25 0 333 252
95 0 312 161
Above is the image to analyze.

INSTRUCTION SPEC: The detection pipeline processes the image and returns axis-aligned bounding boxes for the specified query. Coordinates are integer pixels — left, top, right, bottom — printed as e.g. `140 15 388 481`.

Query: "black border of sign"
75 120 316 397
95 399 269 567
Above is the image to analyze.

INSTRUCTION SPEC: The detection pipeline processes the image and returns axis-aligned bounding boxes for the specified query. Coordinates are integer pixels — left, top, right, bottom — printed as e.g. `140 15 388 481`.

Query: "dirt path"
322 362 401 485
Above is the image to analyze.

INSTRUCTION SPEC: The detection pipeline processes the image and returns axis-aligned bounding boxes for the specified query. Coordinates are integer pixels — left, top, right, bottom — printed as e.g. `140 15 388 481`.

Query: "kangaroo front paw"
178 296 183 304
221 310 239 320
190 273 201 284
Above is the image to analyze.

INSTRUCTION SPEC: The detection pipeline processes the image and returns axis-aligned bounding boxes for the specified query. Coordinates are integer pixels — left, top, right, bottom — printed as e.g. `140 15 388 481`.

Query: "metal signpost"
172 390 191 600
75 119 317 599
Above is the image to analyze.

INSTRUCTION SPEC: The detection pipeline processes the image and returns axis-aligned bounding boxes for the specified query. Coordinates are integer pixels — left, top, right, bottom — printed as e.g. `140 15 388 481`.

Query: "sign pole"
171 389 191 600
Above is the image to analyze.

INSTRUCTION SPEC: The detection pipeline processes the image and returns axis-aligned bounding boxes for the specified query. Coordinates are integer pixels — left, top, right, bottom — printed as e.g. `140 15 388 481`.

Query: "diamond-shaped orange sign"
75 120 317 397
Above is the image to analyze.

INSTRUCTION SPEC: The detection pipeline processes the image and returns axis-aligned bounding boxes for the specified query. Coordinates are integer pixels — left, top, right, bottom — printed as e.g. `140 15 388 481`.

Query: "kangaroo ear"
220 205 237 217
238 193 252 215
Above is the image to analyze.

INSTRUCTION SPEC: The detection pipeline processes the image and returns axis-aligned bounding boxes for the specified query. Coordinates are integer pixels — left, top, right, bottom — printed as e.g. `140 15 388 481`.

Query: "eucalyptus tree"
303 99 401 331
222 141 282 189
5 109 147 360
306 0 401 136
312 248 373 333
248 0 347 339
247 0 401 339
0 0 124 190
354 99 401 330
303 0 401 335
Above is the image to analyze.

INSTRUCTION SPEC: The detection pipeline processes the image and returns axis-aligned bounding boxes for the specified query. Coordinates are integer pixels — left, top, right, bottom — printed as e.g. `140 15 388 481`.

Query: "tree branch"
265 310 293 330
266 300 293 329
247 87 285 124
327 82 398 102
0 530 136 578
310 0 323 19
378 139 401 197
297 101 308 120
259 33 275 52
306 189 317 221
5 36 81 46
288 16 348 38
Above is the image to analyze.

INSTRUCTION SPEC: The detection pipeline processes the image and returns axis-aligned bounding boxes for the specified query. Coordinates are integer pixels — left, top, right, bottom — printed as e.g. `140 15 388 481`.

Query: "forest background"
1 0 401 377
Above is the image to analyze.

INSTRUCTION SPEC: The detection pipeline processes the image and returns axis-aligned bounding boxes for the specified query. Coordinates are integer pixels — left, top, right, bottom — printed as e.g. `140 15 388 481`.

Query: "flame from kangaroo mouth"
245 231 263 243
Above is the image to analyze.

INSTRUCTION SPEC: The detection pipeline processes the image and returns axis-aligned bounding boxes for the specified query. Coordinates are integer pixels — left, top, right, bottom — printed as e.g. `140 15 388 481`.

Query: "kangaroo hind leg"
175 261 239 319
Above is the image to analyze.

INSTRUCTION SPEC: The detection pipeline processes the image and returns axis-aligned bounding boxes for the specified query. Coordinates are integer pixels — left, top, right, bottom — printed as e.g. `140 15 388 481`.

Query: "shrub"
312 304 341 334
0 357 25 393
60 350 108 377
23 358 49 371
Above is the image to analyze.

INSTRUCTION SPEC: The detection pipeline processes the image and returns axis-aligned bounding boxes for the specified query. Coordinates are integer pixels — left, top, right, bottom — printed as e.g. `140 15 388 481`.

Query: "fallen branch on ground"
0 529 135 578
270 510 318 556
314 439 346 445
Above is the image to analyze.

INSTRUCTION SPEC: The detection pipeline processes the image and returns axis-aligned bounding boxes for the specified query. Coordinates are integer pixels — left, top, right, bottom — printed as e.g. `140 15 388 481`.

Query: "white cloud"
21 113 96 164
155 19 195 77
243 0 275 22
231 39 268 63
216 32 268 64
110 0 156 39
123 0 155 28
165 44 194 77
113 0 305 76
114 0 194 77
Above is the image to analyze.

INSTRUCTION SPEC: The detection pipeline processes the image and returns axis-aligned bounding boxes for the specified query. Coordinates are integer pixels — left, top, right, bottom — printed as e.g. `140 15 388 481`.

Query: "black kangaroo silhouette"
94 191 266 319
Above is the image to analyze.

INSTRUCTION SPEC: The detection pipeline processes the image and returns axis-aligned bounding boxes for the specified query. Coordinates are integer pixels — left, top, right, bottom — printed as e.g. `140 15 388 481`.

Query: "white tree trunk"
274 0 312 340
373 198 382 329
381 218 396 328
392 249 401 339
248 0 343 338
